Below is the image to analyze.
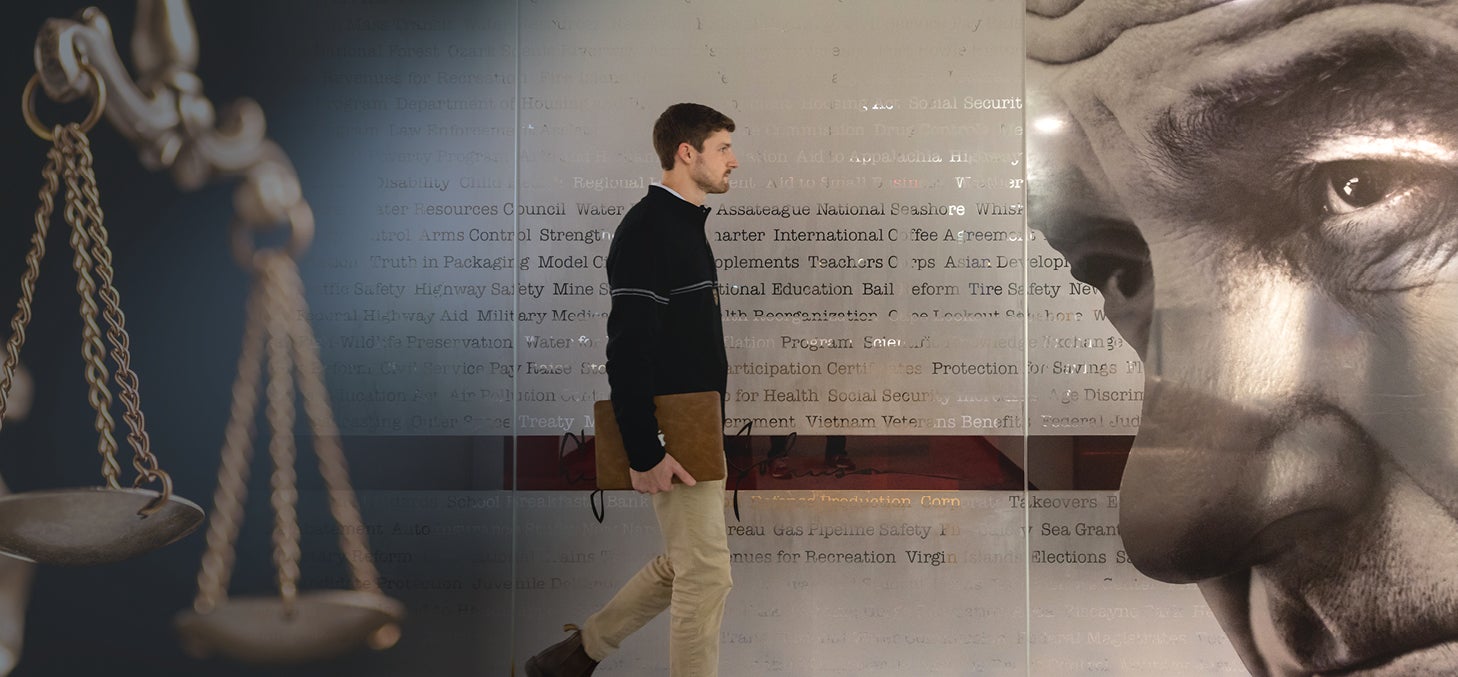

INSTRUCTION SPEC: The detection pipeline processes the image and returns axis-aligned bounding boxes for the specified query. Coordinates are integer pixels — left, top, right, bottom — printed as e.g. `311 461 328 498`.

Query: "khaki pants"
581 479 732 676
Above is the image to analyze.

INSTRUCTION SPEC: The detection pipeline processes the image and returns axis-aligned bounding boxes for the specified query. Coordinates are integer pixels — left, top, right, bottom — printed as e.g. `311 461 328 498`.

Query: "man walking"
525 103 738 676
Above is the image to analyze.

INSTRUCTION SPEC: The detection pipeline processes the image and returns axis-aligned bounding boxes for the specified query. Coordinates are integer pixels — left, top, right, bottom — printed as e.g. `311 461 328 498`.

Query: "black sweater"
604 186 729 471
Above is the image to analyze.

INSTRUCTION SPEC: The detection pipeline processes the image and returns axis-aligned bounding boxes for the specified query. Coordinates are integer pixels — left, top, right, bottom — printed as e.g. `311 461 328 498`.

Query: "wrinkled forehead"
1027 0 1458 232
1029 0 1458 65
1028 0 1256 65
1030 0 1458 126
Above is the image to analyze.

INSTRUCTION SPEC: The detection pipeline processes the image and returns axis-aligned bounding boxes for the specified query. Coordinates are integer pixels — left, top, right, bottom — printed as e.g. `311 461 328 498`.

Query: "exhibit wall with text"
291 0 1236 674
18 0 1451 675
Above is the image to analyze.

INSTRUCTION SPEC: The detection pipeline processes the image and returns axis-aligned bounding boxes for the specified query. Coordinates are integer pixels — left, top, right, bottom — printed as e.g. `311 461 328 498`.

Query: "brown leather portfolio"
593 391 726 490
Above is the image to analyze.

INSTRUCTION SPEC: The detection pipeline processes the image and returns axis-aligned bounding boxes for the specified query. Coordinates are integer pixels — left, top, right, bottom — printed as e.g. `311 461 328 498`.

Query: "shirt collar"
653 182 691 204
652 182 708 212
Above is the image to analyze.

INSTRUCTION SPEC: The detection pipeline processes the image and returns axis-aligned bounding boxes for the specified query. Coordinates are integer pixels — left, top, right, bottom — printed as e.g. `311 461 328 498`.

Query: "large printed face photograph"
1028 0 1458 674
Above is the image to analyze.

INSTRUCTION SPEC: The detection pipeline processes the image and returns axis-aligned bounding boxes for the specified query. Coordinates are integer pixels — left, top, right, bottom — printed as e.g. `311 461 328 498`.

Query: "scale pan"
175 590 405 664
0 487 204 565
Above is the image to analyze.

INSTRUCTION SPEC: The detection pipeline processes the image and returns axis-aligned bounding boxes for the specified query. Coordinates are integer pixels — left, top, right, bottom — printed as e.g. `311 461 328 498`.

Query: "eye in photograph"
1292 142 1458 289
1057 223 1154 355
1315 159 1411 214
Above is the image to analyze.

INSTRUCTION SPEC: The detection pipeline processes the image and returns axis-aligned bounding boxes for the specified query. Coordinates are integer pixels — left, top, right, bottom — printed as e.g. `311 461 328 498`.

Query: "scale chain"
0 142 61 429
262 256 302 614
59 126 123 489
65 125 170 496
192 277 269 613
278 257 381 591
195 250 387 611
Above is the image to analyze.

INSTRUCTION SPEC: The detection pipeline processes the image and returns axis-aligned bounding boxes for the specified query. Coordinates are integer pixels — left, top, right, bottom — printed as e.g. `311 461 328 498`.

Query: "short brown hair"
652 103 735 170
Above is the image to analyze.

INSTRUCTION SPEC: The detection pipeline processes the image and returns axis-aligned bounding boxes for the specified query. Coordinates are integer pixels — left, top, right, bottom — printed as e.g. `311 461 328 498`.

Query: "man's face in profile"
1028 0 1458 674
690 129 736 195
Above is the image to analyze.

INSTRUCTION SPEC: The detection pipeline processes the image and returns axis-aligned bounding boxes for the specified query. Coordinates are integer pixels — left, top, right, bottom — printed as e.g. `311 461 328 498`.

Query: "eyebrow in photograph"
1151 35 1458 160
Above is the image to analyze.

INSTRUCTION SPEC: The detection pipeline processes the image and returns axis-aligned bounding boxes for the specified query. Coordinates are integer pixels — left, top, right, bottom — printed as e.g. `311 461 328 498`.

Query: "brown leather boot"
524 624 599 677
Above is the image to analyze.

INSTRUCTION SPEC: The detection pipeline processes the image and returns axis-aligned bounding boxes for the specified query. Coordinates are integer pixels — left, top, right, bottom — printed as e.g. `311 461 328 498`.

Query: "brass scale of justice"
0 4 403 664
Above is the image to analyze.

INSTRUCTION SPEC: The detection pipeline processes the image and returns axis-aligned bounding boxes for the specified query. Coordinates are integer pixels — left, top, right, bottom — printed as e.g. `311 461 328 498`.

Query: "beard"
692 160 731 194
